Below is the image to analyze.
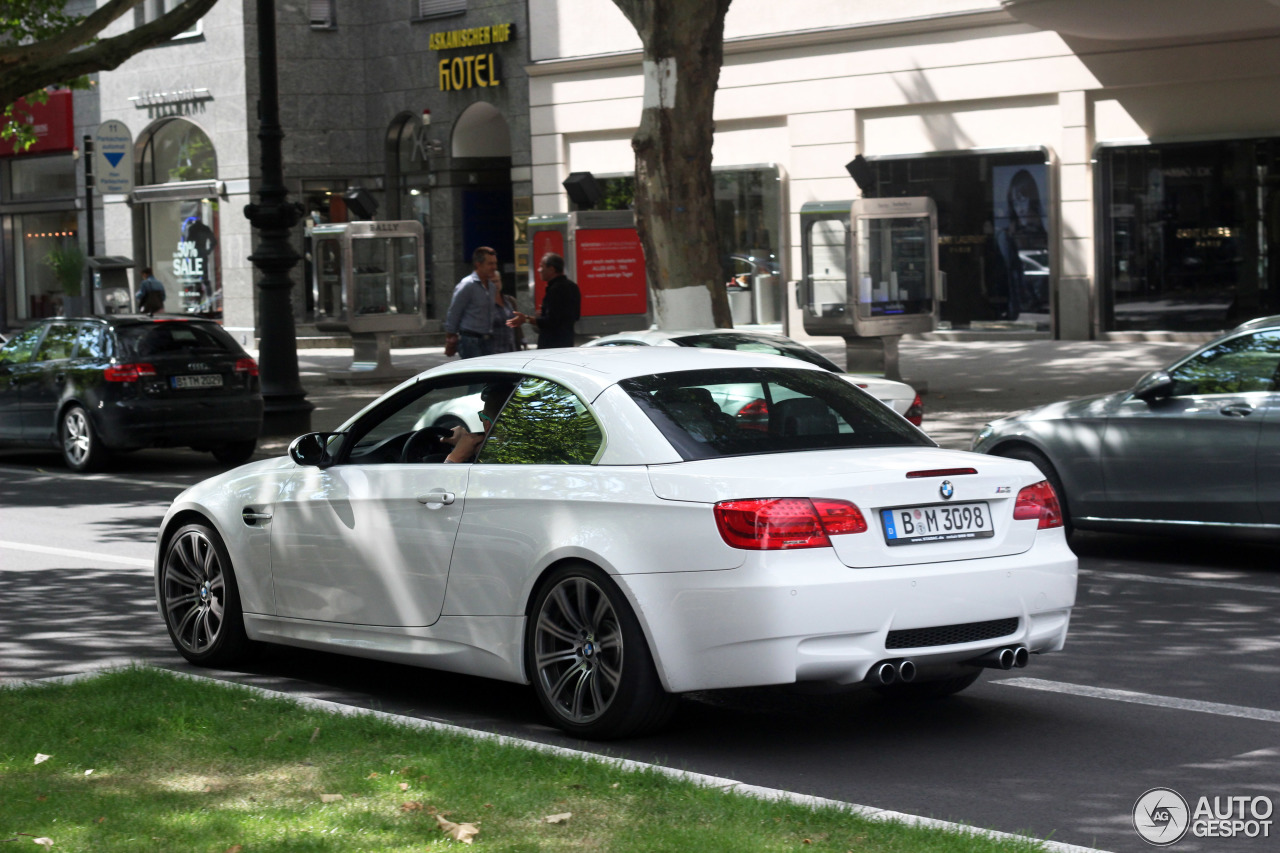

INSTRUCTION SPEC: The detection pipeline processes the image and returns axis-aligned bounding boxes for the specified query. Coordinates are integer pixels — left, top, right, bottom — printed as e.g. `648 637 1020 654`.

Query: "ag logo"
1134 787 1190 846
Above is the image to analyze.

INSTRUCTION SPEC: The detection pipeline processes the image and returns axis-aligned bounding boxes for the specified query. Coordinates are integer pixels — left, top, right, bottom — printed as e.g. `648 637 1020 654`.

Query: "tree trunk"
612 0 733 329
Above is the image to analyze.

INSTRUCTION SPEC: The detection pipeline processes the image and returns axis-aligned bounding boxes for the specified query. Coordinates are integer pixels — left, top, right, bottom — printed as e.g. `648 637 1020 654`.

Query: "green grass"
0 667 1051 852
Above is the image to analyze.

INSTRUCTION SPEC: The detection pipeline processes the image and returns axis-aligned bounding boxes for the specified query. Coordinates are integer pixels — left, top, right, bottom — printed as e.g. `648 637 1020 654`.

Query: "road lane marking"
0 464 195 491
1081 570 1280 595
995 677 1280 723
0 540 152 568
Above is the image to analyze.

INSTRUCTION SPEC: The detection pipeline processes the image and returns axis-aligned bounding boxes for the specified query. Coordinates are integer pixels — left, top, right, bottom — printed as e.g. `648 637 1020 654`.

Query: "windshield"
670 332 842 372
621 367 930 461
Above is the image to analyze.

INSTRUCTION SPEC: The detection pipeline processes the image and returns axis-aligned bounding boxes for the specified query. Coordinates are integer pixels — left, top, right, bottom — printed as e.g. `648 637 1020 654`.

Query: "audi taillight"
235 357 259 376
104 363 157 382
714 498 867 550
1013 480 1063 529
905 394 924 426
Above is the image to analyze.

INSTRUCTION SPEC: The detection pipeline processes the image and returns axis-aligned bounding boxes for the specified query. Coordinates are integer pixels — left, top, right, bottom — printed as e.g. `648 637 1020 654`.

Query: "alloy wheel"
162 528 228 656
62 409 92 468
533 577 624 725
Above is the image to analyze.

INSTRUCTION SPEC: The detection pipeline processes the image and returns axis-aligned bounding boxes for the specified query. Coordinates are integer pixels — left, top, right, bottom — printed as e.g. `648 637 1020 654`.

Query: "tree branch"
0 0 141 67
0 0 220 109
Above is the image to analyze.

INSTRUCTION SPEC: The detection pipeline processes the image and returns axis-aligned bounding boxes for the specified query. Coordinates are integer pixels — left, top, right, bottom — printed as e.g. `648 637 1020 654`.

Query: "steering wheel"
399 426 454 464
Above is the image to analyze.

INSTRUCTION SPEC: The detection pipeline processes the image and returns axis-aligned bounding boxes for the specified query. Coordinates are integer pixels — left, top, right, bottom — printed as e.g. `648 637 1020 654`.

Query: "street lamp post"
244 0 313 436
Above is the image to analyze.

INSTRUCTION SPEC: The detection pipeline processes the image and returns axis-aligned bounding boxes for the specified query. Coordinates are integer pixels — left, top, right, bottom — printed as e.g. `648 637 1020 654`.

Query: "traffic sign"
92 120 134 194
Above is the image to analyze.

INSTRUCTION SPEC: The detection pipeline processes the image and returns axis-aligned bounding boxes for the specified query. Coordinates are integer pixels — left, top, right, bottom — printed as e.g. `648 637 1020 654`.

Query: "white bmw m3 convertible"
155 347 1076 738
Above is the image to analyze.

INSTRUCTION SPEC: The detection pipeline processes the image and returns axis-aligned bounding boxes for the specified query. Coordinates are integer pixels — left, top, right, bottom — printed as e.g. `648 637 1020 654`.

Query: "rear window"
621 367 931 461
118 322 242 358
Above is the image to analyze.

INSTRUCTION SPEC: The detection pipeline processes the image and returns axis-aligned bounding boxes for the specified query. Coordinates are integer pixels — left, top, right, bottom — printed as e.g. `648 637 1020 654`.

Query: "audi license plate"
881 501 994 545
172 374 223 389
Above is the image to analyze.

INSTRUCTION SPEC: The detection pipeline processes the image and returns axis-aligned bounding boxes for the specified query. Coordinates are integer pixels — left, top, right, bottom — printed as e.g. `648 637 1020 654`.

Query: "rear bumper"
620 532 1077 693
98 396 263 449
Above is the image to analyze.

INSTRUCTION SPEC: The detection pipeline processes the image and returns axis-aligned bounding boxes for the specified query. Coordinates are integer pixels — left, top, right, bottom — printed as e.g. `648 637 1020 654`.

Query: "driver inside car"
441 381 515 463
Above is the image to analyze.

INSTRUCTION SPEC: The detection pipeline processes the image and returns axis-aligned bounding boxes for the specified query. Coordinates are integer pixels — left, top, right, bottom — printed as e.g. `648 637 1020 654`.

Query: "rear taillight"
736 398 769 431
235 357 259 376
905 393 924 426
104 363 157 382
714 498 867 550
1013 480 1063 529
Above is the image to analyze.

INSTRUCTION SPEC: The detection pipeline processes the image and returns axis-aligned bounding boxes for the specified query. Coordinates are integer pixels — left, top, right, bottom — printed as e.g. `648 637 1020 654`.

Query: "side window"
343 379 493 465
0 326 46 365
73 325 108 360
34 324 77 362
478 377 603 465
1169 331 1280 395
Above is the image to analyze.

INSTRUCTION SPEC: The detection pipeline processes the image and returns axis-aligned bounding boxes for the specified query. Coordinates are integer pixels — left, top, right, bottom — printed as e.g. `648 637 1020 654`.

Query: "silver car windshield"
621 367 930 461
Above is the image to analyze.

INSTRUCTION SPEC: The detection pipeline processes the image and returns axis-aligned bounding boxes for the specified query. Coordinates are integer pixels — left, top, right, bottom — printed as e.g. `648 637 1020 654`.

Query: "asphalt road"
3 337 1277 852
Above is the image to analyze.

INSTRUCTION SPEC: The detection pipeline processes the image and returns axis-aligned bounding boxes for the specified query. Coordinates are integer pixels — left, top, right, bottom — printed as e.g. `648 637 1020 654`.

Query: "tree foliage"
1 0 221 149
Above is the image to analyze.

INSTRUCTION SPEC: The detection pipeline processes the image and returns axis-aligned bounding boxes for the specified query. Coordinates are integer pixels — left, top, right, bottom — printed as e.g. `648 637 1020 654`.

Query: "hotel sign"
430 22 514 91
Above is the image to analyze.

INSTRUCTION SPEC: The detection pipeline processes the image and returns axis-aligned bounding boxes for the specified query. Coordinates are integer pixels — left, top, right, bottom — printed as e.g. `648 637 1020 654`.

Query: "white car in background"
420 329 923 434
155 347 1075 739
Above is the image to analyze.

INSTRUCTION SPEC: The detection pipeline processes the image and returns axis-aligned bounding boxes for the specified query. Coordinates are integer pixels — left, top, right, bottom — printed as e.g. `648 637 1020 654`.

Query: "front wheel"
159 522 253 666
526 563 676 739
61 405 109 473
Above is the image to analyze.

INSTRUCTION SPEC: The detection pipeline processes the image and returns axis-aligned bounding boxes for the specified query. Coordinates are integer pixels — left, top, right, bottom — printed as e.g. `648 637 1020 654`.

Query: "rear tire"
876 670 982 701
526 563 676 739
997 444 1073 536
159 522 253 666
60 405 109 473
212 440 257 466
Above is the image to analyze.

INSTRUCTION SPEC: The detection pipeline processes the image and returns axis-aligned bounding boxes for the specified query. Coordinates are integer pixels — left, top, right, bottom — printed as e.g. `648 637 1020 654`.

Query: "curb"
23 665 1113 853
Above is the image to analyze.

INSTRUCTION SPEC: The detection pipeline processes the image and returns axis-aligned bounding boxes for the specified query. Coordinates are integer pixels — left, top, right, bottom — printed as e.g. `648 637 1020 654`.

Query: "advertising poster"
992 164 1049 316
531 229 565 309
574 228 647 316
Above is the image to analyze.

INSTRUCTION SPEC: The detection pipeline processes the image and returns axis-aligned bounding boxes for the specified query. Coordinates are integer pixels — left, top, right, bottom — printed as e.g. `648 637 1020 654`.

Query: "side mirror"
1132 370 1174 402
289 432 342 467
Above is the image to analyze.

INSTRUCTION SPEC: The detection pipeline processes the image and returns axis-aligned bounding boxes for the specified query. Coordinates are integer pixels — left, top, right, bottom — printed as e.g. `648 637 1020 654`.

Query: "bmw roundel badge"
939 480 955 500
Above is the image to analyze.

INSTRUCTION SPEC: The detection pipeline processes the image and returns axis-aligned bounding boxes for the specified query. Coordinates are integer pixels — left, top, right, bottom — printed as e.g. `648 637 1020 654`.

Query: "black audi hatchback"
0 315 262 472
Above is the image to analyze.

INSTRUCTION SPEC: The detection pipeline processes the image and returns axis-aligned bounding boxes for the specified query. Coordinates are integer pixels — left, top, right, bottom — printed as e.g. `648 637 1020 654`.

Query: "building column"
1058 90 1095 339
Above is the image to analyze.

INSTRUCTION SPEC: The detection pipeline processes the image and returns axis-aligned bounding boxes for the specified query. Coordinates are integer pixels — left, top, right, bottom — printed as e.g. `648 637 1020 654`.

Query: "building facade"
528 0 1280 339
2 0 531 342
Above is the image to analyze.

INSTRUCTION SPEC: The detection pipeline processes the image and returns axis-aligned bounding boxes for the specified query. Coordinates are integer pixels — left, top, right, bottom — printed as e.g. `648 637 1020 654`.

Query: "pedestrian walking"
136 267 166 315
509 253 580 348
444 247 503 358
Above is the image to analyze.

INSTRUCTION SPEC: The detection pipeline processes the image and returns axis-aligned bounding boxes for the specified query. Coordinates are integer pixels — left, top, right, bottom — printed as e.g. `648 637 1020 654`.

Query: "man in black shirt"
510 253 580 348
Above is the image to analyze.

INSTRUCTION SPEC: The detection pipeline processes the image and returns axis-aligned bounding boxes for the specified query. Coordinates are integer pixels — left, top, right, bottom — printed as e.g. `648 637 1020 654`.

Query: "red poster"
574 228 647 317
532 229 565 309
1 91 75 157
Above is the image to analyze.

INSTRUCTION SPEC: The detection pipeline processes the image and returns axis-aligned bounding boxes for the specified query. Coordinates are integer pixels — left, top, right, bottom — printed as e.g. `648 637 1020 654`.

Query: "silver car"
971 319 1280 538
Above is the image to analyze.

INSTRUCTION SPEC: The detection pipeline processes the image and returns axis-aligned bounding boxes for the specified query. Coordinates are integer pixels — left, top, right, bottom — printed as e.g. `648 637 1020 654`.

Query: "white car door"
269 379 486 627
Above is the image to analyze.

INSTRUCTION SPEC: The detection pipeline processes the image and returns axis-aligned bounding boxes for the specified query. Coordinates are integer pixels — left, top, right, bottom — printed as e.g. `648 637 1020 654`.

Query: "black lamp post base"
262 396 317 438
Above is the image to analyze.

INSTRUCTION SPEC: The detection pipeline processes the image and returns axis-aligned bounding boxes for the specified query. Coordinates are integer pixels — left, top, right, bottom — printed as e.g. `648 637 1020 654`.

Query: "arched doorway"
133 118 222 317
450 102 514 295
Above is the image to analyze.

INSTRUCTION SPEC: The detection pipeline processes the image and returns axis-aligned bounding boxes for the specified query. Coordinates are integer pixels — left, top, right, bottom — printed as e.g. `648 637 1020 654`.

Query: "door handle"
242 507 272 526
417 491 455 507
1219 404 1254 417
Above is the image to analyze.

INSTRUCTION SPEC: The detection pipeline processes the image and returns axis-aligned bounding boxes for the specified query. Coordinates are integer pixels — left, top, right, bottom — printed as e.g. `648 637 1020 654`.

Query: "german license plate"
172 374 223 389
881 501 994 545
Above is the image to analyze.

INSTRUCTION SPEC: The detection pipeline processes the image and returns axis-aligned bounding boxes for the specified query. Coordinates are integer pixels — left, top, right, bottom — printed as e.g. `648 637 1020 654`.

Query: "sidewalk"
256 337 1198 455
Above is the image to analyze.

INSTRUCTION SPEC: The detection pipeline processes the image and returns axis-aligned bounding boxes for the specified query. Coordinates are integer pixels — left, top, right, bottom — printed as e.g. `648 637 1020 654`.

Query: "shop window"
144 198 220 316
139 119 217 185
4 155 76 203
1100 140 1277 332
593 167 784 325
869 151 1051 330
414 0 466 21
15 211 78 319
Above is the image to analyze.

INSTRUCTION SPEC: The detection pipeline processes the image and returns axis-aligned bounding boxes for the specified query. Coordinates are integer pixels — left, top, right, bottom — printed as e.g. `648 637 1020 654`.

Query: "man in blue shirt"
444 247 502 359
136 267 166 315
